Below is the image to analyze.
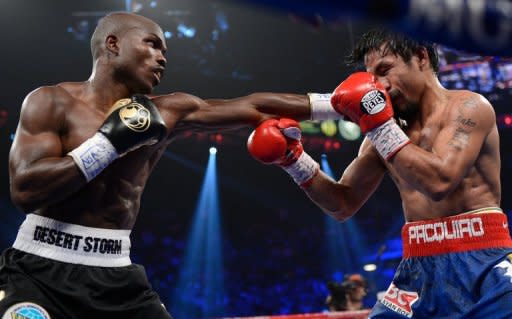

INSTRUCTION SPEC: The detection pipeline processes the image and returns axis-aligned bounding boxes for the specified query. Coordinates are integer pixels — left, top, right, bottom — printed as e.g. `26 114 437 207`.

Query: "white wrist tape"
282 152 320 186
68 132 119 182
367 119 410 160
308 93 344 121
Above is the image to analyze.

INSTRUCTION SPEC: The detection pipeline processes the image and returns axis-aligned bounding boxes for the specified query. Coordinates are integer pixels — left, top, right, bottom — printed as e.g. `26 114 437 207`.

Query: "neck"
346 299 363 311
87 60 133 112
416 74 447 125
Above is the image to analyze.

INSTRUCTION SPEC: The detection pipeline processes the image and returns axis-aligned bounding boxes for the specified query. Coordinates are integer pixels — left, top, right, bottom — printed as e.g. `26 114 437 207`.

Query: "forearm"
391 145 457 200
303 171 356 221
246 93 311 123
10 157 85 212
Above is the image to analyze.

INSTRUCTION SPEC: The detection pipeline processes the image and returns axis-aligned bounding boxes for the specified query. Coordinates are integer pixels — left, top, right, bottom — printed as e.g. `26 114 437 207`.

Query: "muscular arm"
9 87 85 213
390 93 495 200
153 92 311 133
303 139 387 221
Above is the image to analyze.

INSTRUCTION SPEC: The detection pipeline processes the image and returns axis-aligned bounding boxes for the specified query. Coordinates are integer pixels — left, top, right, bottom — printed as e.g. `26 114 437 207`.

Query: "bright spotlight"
338 120 361 141
209 147 217 155
363 263 377 272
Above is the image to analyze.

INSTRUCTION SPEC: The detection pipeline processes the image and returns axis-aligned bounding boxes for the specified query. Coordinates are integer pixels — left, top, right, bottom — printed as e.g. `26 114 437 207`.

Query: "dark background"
1 1 512 318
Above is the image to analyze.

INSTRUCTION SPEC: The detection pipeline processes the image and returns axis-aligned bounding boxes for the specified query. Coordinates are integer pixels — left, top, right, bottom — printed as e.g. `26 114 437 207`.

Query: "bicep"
431 96 494 180
155 93 263 131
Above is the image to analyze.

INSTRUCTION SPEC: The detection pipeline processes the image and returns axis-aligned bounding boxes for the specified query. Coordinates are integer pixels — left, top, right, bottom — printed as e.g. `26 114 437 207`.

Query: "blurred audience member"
326 274 368 311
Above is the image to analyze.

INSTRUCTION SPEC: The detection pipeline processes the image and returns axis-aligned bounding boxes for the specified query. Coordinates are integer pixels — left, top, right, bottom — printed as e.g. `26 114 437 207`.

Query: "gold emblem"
118 100 151 132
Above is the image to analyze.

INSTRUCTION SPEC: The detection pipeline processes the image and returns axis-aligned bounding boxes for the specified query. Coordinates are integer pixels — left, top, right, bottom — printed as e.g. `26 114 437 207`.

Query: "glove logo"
360 90 387 115
118 100 151 132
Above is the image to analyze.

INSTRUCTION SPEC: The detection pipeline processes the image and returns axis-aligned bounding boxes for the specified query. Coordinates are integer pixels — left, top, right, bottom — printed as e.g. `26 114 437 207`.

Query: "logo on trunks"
33 226 122 255
2 302 51 319
115 98 151 132
360 90 387 114
408 217 484 244
380 283 418 318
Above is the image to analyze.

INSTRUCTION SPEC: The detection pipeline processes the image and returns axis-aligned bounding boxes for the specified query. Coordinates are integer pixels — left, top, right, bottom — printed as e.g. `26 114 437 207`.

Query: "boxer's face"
113 22 167 94
364 44 424 119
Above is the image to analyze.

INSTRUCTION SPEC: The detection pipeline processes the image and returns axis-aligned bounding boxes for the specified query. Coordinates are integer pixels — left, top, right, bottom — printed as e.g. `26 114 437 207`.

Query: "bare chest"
406 122 442 152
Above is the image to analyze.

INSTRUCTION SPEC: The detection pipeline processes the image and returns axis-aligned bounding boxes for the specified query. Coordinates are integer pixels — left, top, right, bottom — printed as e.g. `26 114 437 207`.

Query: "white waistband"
13 214 132 267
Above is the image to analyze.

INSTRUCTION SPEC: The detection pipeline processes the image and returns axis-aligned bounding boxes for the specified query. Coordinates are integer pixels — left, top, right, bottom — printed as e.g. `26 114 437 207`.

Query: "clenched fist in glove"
247 118 319 187
330 72 410 160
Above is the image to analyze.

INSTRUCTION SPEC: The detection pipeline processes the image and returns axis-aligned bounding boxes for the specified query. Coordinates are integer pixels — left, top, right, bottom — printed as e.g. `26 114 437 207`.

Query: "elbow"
321 195 358 222
325 206 356 222
331 212 351 222
426 182 453 202
10 186 40 213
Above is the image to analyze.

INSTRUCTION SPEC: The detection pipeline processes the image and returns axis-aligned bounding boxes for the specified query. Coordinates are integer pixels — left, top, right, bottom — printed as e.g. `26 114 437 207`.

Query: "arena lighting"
363 264 377 272
209 146 217 155
338 120 361 141
171 151 225 318
505 115 512 126
320 120 337 137
321 155 368 277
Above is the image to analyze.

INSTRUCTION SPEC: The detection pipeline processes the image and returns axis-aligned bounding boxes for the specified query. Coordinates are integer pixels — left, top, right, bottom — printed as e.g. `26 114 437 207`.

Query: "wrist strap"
308 93 344 121
282 152 320 187
68 132 119 182
367 119 410 160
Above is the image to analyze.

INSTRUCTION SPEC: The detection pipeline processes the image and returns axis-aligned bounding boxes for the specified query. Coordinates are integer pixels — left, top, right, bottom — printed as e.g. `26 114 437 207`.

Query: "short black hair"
326 281 347 311
347 29 439 73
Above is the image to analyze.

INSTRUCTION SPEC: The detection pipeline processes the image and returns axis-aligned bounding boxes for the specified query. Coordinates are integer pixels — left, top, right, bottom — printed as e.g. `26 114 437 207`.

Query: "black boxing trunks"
0 214 172 319
369 207 512 318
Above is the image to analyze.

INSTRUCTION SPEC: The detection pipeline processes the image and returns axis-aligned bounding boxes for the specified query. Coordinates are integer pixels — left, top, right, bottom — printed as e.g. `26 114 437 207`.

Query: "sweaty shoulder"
20 85 75 132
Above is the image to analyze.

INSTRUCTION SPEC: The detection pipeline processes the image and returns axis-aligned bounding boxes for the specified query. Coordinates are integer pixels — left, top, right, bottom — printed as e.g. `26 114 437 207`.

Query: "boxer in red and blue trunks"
371 208 512 318
247 30 512 318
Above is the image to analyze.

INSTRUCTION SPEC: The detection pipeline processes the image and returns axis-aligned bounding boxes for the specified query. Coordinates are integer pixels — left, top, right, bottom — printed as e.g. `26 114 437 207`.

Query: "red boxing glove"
331 72 410 160
248 118 319 186
330 72 394 134
247 118 303 166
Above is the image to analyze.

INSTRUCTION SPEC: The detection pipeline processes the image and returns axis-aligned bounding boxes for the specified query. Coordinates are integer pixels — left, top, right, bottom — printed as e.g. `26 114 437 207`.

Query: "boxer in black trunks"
3 12 315 318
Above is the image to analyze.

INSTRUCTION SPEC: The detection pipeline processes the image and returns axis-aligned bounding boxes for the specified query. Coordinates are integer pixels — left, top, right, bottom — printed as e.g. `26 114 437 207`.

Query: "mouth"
152 68 165 84
388 90 402 105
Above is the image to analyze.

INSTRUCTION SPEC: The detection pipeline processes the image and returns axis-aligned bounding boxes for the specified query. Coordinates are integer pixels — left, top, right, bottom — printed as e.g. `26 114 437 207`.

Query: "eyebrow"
371 61 391 74
149 33 168 51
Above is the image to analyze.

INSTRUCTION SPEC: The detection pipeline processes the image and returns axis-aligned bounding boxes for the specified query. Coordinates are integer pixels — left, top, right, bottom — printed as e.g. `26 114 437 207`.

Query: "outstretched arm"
152 92 332 134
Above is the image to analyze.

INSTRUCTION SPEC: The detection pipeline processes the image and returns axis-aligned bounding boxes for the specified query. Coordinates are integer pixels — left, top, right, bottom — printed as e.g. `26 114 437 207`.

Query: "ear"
105 35 119 55
416 47 429 71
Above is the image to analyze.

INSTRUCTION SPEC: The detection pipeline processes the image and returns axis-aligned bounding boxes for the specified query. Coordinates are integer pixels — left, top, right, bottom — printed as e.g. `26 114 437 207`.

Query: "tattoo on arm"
454 115 476 128
448 96 480 150
462 97 478 109
448 127 471 150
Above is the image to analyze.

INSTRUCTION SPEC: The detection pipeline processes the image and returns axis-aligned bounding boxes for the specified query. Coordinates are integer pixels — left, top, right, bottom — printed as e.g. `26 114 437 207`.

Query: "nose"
157 52 167 68
376 76 391 91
